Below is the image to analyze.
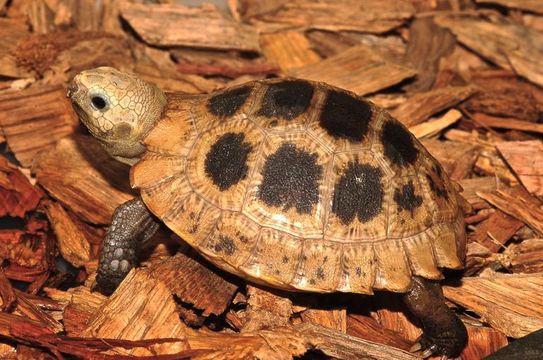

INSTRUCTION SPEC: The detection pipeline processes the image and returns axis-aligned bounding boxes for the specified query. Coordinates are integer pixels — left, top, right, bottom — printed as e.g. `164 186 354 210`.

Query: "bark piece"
477 188 543 236
0 18 33 78
371 293 422 342
443 273 543 338
464 87 540 122
43 200 91 268
475 0 543 14
461 325 508 360
471 113 543 134
404 17 456 92
506 239 543 273
496 141 543 197
409 109 463 139
32 135 133 225
435 14 543 87
82 268 191 356
0 156 43 217
0 85 78 167
120 2 260 51
289 44 416 95
469 211 525 252
243 0 415 34
260 31 321 71
239 286 293 332
301 308 347 333
148 252 238 317
347 313 412 351
391 86 475 127
298 322 418 360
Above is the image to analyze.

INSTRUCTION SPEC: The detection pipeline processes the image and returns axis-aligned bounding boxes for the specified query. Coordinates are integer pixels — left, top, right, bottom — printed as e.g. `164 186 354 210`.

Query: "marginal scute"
373 240 412 292
381 120 418 167
207 85 252 117
204 132 252 191
257 80 314 120
258 143 322 214
339 243 375 294
319 89 372 142
331 162 384 224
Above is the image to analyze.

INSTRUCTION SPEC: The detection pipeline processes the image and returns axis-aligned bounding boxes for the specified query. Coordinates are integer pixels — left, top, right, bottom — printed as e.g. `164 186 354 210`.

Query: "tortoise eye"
91 95 108 111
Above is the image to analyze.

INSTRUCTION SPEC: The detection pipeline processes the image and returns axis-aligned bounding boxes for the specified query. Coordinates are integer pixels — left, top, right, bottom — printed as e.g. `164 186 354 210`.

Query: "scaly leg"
403 276 468 358
94 198 160 295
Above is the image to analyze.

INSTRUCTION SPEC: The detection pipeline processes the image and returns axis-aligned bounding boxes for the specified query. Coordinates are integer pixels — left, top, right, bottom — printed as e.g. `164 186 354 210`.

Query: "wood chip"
496 141 543 196
477 188 543 236
301 308 347 333
120 2 260 51
403 17 456 92
0 156 43 217
506 238 543 273
435 14 543 87
32 135 133 225
392 86 475 127
347 314 412 351
82 268 191 356
443 273 543 338
43 200 91 268
462 325 508 359
289 44 416 95
239 286 293 332
0 85 78 167
409 108 463 139
260 31 321 71
471 113 543 134
243 0 415 34
475 0 543 14
468 210 524 252
148 251 238 317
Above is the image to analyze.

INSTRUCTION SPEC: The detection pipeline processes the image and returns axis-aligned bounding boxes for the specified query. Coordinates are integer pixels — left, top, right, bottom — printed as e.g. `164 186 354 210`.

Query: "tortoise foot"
94 198 160 295
411 329 467 359
403 276 468 359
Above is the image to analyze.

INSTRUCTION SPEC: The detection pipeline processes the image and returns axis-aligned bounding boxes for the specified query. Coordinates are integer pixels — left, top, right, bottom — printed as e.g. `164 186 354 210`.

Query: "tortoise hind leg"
402 276 468 358
94 198 160 295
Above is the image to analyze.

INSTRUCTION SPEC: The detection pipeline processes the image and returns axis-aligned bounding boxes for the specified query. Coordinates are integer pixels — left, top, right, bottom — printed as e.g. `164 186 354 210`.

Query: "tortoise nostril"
67 82 79 98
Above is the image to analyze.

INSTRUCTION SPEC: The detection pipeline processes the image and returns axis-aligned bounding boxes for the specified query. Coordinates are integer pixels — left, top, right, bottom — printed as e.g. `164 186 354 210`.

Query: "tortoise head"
67 67 167 165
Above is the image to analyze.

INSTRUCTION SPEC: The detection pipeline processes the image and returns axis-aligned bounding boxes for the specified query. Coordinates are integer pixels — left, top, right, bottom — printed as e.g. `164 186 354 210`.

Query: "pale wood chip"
472 113 543 134
475 0 543 14
435 14 543 87
32 135 133 225
409 108 463 139
301 307 347 333
477 188 543 236
505 238 543 273
243 0 415 34
0 85 78 167
148 251 238 317
289 44 416 95
43 200 91 268
120 2 260 51
392 86 475 127
443 273 543 338
496 141 543 196
260 31 321 71
82 268 191 356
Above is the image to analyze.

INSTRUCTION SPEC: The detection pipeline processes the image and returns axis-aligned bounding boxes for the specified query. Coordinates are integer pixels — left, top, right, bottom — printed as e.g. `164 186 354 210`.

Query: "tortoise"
67 67 468 358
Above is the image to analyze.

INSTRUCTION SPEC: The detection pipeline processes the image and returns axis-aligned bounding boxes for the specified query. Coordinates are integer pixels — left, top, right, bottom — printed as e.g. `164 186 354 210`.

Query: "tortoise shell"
131 78 466 294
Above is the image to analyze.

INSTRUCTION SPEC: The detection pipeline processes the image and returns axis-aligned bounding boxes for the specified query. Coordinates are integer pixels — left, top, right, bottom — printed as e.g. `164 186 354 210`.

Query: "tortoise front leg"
403 276 468 358
94 198 160 295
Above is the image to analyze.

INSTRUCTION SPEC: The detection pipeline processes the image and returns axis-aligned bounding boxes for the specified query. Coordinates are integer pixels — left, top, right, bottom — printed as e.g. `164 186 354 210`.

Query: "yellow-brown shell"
131 78 466 294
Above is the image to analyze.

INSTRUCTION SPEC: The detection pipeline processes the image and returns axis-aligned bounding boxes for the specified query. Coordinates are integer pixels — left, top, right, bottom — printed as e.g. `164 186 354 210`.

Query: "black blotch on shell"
258 143 322 214
204 132 252 191
257 80 314 120
427 165 449 199
320 90 372 142
207 86 252 117
394 180 423 214
214 235 236 256
332 162 384 224
381 120 418 167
